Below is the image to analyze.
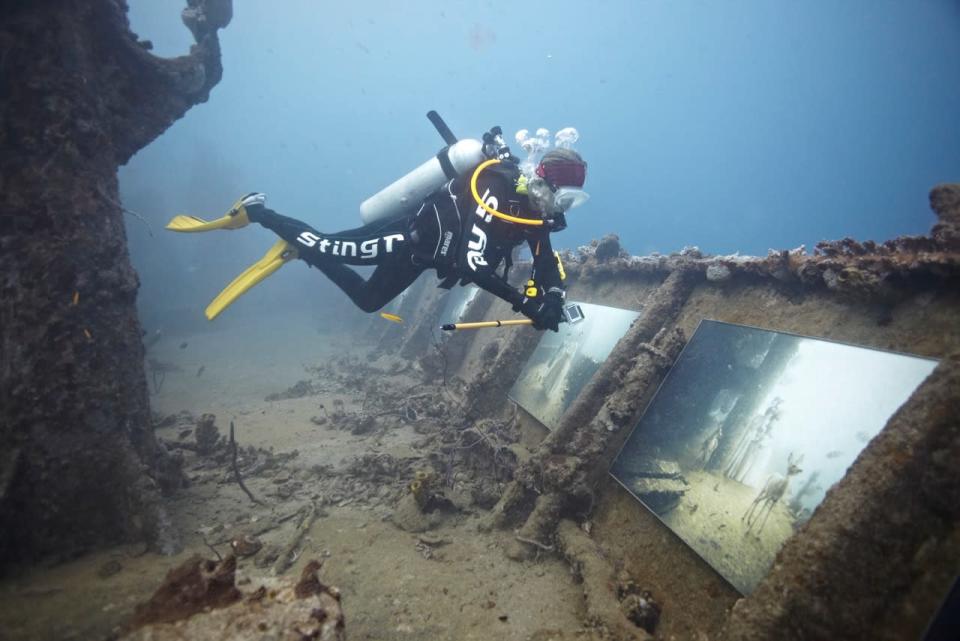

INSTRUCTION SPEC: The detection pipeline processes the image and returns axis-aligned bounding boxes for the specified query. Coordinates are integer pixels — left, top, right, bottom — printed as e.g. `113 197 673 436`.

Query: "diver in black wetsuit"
242 146 588 331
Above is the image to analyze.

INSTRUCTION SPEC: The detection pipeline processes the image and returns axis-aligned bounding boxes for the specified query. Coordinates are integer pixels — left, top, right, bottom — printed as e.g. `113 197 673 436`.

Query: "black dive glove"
514 290 565 332
538 290 565 332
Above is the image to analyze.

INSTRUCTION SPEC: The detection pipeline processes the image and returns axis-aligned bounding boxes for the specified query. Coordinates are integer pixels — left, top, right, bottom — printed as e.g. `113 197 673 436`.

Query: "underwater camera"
562 303 585 325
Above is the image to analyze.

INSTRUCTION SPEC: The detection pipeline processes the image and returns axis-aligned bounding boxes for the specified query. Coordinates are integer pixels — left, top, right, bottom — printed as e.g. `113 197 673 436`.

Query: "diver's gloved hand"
514 290 564 332
537 290 565 332
512 297 541 327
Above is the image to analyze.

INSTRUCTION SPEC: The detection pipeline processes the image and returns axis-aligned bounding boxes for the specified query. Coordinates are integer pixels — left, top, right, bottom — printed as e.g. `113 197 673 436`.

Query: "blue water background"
121 1 960 324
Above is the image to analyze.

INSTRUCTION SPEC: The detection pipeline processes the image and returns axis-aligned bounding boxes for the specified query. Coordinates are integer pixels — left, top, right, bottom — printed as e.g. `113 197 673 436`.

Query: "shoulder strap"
436 147 459 180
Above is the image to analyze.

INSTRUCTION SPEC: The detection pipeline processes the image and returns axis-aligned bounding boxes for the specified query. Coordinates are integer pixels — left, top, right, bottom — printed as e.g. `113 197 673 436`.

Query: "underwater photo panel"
509 302 640 430
610 320 937 595
438 285 480 328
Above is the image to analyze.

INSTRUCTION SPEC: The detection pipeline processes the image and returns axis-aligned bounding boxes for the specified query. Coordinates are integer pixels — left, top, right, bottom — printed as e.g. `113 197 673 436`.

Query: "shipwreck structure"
0 0 233 565
380 186 960 640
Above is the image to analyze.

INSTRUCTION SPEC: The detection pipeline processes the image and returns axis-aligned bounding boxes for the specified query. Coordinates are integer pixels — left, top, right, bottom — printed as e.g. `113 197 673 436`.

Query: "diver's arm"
456 214 534 319
467 264 557 330
468 266 525 308
520 232 565 331
461 238 555 329
528 231 564 295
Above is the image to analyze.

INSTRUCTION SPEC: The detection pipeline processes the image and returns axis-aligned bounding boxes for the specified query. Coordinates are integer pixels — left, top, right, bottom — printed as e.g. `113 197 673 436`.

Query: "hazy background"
121 1 960 327
753 340 937 511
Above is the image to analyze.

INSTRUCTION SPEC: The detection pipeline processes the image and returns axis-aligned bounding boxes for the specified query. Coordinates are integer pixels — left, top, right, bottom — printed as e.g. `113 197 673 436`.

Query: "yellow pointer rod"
441 319 533 331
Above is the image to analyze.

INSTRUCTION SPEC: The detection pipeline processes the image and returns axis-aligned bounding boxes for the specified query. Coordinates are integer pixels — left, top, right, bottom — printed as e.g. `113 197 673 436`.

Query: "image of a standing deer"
742 452 804 534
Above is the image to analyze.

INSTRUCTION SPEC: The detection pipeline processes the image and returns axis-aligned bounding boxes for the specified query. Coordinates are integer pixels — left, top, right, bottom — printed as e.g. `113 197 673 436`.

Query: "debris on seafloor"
194 413 220 456
414 534 451 560
616 573 662 634
557 520 657 641
229 533 263 558
265 379 319 402
390 468 459 533
128 555 242 628
154 411 302 497
272 502 319 576
409 469 437 510
119 555 344 641
230 420 261 505
149 351 526 563
248 354 522 519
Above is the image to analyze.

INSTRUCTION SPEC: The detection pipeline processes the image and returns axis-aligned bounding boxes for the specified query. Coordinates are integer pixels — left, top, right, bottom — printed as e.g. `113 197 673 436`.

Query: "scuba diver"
167 117 589 331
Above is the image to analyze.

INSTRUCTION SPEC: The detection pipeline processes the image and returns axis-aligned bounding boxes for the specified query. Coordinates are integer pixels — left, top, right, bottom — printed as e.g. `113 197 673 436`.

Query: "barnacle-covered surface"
119 556 345 641
569 185 959 316
0 0 235 570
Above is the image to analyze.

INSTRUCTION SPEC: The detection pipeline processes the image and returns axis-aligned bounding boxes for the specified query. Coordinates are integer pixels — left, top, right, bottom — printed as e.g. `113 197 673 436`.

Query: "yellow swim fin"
205 239 298 320
166 211 249 232
166 193 265 232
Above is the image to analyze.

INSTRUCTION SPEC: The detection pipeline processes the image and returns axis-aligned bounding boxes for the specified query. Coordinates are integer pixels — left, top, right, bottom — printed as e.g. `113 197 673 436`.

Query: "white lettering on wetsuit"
466 188 496 271
475 188 496 222
466 226 488 271
296 232 404 260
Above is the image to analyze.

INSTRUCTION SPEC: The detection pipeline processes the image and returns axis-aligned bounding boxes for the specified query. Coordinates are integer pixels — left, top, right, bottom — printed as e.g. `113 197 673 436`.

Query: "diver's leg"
247 205 410 267
245 204 422 312
312 254 423 313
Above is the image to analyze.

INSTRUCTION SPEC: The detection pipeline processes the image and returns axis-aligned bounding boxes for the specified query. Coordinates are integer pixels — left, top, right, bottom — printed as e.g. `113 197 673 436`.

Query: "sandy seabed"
0 313 599 641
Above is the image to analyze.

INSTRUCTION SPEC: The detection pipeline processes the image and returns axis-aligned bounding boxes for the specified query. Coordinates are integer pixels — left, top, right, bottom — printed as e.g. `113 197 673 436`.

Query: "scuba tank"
359 112 486 225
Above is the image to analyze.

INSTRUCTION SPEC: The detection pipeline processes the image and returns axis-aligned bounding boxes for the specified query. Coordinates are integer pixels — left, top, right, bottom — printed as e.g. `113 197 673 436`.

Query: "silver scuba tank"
359 138 485 225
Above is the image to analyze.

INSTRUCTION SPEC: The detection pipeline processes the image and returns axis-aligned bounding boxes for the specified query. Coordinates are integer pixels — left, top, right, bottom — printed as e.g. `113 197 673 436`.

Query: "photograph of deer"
742 452 803 534
611 320 937 594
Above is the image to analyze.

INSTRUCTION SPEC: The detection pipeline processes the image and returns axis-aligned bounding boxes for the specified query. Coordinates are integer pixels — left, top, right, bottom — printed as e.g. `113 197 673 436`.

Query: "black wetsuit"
249 160 564 323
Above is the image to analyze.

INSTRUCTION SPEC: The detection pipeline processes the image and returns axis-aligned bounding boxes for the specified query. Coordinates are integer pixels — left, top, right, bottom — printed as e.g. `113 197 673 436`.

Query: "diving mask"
553 187 590 212
528 179 590 215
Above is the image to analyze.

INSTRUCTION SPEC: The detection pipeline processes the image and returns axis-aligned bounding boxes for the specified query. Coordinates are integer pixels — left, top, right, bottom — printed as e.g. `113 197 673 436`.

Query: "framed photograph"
610 320 938 594
509 302 640 430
